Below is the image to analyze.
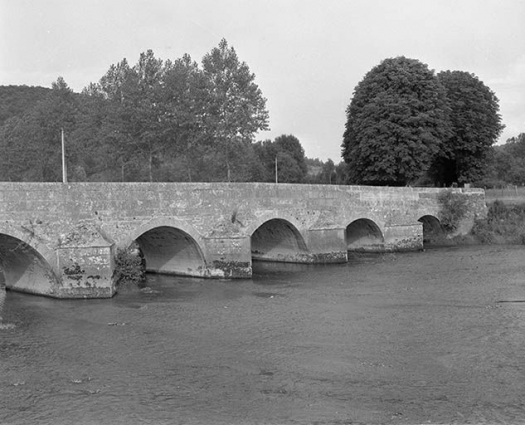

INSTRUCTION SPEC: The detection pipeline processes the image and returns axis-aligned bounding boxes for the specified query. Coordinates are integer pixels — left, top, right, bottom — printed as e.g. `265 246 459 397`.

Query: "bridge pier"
306 228 348 263
203 236 252 278
56 243 116 298
383 223 423 251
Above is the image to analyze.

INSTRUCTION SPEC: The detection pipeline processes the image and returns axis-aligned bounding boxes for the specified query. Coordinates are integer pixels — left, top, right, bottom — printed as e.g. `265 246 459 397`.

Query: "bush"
470 201 525 244
114 245 146 286
438 189 468 232
470 219 497 244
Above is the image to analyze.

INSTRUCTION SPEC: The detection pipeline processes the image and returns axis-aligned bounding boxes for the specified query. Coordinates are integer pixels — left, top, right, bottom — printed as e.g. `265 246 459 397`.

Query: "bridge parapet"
0 183 486 298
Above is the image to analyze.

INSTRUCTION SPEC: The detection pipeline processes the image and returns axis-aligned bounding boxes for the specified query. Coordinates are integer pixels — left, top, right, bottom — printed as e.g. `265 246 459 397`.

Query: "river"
1 245 524 424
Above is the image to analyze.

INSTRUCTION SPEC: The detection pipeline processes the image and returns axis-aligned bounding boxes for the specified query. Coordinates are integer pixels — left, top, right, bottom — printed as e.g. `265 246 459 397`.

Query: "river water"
1 245 524 424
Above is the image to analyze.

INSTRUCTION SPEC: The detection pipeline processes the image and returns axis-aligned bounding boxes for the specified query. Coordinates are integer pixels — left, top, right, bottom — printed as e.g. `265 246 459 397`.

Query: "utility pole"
275 155 278 184
61 128 67 183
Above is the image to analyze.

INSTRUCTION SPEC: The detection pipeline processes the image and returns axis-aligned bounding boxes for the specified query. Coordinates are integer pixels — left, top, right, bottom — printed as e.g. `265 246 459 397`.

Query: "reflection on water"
1 245 525 424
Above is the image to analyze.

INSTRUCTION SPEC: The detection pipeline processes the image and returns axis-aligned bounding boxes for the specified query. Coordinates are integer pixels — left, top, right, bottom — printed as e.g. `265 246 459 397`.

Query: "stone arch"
0 230 59 296
245 211 308 239
418 215 444 244
251 218 309 263
124 218 207 277
346 218 385 252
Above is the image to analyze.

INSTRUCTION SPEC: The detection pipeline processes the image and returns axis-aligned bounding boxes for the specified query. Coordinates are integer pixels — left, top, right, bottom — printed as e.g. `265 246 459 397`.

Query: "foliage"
159 54 211 181
253 134 308 183
83 52 169 182
437 189 468 232
201 39 269 181
429 71 504 186
304 159 349 184
1 41 352 185
78 40 269 182
113 246 145 286
274 135 308 182
0 85 51 126
318 159 336 184
485 134 525 186
342 57 452 186
0 78 78 181
470 201 525 244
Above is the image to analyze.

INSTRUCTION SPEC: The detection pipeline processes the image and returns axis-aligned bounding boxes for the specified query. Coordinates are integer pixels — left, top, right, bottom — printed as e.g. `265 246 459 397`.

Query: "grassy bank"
485 187 525 205
467 201 525 245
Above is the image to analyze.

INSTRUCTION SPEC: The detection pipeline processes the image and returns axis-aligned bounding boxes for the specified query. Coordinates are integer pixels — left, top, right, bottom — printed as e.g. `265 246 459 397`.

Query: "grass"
485 187 525 205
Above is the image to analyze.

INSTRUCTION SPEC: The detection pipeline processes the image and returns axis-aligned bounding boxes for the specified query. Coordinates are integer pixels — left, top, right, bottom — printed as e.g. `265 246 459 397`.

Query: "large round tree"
342 57 451 186
430 71 504 186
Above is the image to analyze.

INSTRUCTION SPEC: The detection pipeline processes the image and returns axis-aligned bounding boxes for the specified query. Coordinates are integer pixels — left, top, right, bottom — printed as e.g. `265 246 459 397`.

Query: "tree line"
1 47 522 187
0 39 338 184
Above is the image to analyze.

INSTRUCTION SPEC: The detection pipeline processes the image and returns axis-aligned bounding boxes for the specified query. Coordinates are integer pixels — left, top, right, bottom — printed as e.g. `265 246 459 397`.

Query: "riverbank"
459 201 525 245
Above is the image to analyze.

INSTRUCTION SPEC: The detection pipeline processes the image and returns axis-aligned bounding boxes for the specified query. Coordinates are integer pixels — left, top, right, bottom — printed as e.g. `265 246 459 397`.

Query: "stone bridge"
0 183 486 299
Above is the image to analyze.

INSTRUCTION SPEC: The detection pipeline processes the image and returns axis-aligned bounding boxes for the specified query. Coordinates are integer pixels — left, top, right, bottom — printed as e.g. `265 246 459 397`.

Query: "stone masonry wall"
0 183 486 298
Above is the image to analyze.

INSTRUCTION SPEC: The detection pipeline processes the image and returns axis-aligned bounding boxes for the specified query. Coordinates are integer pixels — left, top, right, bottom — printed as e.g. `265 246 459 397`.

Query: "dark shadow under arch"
251 219 308 263
0 233 58 295
346 219 384 252
135 226 207 277
418 215 445 245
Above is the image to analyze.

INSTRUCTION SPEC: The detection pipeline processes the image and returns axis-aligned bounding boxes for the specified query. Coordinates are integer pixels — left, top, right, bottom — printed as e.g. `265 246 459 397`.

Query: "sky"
1 0 524 162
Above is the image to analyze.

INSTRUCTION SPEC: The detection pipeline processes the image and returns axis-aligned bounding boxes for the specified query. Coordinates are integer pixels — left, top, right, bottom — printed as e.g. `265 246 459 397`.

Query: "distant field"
485 187 525 204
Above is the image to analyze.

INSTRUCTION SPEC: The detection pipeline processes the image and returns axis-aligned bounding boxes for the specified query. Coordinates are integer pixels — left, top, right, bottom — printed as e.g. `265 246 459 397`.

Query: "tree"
320 159 336 184
430 71 504 186
0 77 78 181
84 51 170 182
274 134 308 182
0 85 51 126
342 57 451 186
133 50 166 181
159 54 211 181
82 58 145 181
0 41 271 183
201 39 269 181
487 134 525 186
0 114 41 180
254 135 308 183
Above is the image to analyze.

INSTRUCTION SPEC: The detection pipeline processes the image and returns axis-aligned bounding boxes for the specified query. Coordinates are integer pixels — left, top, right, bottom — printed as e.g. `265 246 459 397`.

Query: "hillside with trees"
0 85 51 126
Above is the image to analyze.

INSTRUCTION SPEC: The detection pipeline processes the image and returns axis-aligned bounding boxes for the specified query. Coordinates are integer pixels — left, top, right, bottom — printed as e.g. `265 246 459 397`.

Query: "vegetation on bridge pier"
114 245 146 287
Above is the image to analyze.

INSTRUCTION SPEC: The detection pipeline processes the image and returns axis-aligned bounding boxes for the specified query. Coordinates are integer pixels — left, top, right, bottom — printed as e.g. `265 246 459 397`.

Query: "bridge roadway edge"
0 183 486 299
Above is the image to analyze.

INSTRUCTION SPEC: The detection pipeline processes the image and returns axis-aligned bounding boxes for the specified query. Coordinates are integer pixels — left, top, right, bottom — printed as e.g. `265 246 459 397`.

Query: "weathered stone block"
57 245 115 298
383 224 423 251
306 228 347 263
204 236 252 278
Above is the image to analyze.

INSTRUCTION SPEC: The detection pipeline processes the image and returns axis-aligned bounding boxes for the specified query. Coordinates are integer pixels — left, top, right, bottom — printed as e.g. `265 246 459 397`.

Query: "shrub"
470 219 497 244
470 201 525 244
114 246 146 286
438 189 468 232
